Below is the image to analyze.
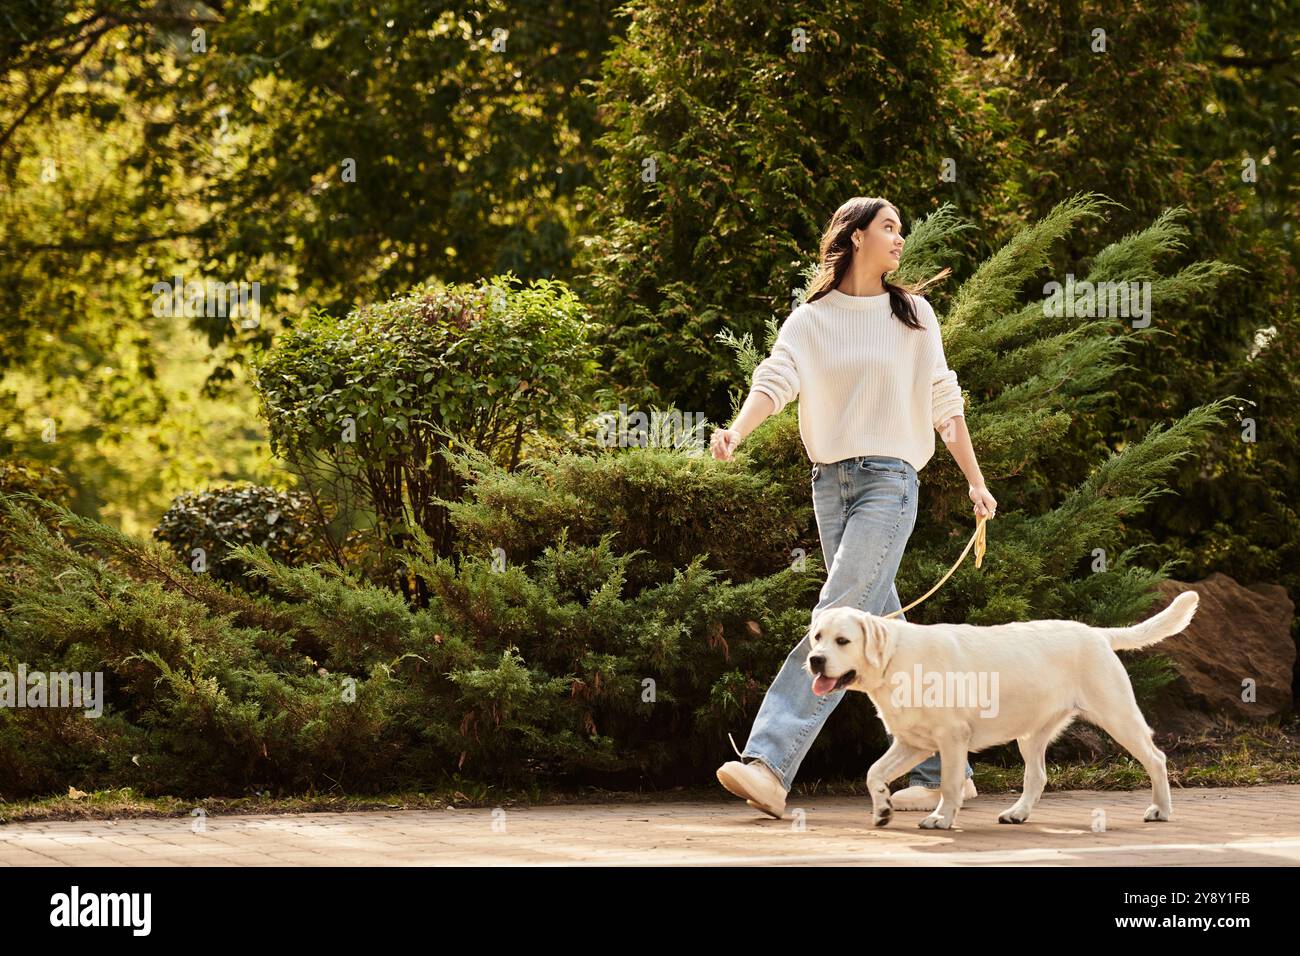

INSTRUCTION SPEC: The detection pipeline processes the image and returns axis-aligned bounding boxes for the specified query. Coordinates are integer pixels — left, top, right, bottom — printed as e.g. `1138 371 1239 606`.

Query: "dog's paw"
997 809 1027 824
1144 804 1171 822
918 814 953 830
872 807 892 827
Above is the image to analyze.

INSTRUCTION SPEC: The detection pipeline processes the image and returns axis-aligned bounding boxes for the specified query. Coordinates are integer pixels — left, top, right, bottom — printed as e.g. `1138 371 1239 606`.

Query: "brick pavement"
1 785 1297 866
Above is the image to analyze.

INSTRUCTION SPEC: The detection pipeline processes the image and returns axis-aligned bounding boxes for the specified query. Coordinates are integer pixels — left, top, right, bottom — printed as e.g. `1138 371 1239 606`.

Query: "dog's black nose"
809 655 825 673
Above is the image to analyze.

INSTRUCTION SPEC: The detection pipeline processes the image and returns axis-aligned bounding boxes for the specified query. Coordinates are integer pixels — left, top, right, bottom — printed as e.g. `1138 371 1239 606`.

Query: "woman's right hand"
710 428 741 461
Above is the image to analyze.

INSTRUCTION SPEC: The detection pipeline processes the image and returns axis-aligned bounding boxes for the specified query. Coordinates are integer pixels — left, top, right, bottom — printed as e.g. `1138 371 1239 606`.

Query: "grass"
3 716 1297 824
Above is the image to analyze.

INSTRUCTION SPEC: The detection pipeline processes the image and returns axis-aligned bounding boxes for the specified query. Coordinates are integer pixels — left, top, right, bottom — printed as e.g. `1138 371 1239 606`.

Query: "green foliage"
252 275 604 592
972 0 1299 648
0 472 820 797
431 441 820 593
0 2 620 539
1123 652 1184 707
158 1 622 319
0 458 74 562
255 275 599 466
152 484 332 590
575 0 1019 422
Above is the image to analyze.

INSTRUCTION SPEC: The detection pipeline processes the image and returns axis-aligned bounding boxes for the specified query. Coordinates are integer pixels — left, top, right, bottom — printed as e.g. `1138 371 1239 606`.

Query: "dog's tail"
1102 590 1199 651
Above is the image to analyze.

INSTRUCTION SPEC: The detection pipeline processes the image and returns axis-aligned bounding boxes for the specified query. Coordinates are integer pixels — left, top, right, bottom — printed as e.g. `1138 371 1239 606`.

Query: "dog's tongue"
812 675 838 697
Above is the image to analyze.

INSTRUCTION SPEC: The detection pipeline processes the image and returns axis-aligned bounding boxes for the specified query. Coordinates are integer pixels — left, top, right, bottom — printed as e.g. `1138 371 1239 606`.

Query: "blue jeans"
741 455 974 790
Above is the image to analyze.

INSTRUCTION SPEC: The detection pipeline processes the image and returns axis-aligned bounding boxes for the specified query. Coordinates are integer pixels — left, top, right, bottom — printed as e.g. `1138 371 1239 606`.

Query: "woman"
710 196 997 817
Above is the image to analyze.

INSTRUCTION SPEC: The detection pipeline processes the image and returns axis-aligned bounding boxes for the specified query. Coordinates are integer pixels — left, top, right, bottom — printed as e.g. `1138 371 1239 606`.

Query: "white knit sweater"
749 288 964 471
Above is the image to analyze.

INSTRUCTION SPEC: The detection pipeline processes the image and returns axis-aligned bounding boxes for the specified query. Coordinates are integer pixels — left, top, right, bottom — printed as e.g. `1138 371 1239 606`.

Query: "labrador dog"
805 591 1199 830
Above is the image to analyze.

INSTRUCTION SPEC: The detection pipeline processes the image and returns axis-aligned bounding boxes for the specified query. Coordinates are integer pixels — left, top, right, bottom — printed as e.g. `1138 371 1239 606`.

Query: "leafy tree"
575 0 1019 423
968 0 1300 657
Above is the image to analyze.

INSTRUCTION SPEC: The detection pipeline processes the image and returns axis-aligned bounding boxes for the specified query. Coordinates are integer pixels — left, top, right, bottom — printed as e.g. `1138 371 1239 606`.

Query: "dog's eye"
836 638 850 646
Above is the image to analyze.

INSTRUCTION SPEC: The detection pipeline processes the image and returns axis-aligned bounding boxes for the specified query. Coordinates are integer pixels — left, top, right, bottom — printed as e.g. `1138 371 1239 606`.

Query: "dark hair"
803 196 950 331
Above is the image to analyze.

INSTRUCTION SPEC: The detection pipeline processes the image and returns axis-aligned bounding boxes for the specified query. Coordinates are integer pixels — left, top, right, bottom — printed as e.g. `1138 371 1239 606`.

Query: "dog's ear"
805 608 826 644
858 613 893 669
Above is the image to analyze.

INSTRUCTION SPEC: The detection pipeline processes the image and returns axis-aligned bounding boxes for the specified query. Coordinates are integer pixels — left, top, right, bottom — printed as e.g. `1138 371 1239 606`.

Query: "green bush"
252 274 604 601
152 484 332 592
0 458 74 564
0 468 818 798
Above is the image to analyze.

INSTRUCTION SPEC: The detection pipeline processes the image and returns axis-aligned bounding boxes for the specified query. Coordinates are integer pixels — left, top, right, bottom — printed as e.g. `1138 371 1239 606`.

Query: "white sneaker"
890 778 978 811
716 760 788 819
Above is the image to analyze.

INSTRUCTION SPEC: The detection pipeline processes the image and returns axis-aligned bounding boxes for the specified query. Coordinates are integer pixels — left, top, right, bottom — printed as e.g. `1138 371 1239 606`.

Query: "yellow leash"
726 513 991 759
883 512 990 619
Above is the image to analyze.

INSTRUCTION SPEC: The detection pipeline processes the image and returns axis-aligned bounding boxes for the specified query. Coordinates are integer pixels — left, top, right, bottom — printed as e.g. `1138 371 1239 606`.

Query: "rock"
1134 574 1295 734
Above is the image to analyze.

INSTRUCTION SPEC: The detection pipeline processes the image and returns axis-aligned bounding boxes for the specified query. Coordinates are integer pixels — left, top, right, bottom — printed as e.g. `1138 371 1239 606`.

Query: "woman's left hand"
969 484 997 519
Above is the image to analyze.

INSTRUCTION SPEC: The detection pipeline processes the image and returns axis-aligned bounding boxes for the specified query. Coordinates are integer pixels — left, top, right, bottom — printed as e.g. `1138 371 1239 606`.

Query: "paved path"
2 785 1297 866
